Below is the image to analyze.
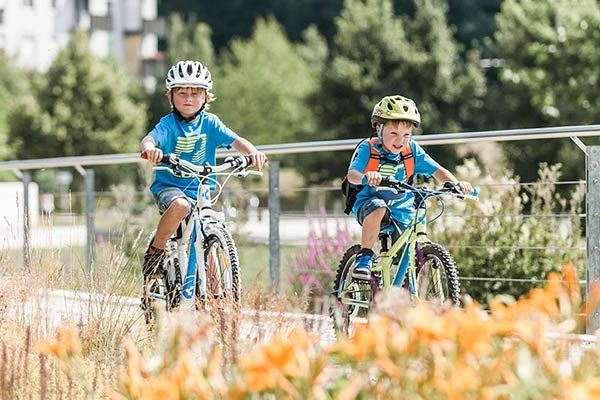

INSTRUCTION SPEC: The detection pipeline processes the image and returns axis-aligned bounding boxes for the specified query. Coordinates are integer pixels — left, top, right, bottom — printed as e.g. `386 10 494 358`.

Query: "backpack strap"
364 138 415 184
363 137 382 173
400 145 415 184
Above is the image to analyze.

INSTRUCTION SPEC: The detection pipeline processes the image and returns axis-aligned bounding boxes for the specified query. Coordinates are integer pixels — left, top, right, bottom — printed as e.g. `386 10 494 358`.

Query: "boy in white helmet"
346 95 472 281
141 60 267 279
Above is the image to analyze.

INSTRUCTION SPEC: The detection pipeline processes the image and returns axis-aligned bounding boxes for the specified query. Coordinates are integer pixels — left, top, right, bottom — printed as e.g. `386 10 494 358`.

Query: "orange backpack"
341 137 414 215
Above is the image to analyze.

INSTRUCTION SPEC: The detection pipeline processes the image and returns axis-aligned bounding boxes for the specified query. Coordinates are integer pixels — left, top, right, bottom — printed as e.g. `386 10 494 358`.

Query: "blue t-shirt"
148 112 238 199
348 138 440 227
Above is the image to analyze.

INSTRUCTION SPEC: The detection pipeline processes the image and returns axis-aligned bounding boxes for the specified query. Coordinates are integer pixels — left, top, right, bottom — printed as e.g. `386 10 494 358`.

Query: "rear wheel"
415 242 460 305
331 244 373 338
199 224 241 307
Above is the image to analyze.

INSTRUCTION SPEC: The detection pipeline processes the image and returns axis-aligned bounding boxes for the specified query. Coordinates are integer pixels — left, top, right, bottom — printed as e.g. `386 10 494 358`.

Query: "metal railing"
1 124 600 331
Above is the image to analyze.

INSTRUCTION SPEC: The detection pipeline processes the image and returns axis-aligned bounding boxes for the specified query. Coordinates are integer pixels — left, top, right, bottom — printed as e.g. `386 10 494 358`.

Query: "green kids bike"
331 178 478 336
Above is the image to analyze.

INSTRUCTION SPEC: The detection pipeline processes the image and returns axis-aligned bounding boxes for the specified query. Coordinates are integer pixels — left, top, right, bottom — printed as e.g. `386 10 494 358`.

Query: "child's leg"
144 189 191 277
360 207 386 249
352 200 387 279
151 198 190 249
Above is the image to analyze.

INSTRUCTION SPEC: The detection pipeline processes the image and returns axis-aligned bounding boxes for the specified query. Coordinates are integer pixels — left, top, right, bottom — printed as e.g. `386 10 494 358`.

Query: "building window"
23 0 34 6
0 10 4 24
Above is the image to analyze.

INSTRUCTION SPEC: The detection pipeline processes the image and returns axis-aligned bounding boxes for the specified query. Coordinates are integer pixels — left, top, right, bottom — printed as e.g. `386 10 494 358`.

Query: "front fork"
179 184 213 307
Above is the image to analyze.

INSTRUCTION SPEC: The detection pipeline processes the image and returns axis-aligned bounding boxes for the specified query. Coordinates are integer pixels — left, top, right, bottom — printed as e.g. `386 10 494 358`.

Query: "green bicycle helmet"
371 95 421 128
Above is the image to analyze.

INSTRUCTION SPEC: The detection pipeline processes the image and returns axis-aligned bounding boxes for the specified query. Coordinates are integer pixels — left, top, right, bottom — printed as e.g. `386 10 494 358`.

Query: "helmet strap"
376 123 385 141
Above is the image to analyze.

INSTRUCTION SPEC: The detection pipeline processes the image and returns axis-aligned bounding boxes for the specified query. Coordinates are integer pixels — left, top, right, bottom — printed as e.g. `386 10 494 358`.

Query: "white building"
0 0 165 89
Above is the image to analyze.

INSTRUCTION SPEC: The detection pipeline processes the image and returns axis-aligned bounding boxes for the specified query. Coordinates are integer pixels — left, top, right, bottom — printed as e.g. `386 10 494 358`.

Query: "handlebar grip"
470 187 479 197
141 151 172 164
225 155 253 168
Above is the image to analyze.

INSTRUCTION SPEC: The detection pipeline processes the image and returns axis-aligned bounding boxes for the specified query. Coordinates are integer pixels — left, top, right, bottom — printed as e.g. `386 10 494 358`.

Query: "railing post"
22 171 31 272
586 146 600 333
85 169 95 274
269 161 280 293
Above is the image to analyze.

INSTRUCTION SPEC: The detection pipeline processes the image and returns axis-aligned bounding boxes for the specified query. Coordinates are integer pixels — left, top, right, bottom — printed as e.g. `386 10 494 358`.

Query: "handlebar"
141 152 254 176
379 176 479 199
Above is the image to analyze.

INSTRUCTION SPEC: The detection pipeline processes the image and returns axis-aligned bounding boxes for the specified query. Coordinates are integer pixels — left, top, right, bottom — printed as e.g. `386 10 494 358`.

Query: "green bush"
432 159 585 304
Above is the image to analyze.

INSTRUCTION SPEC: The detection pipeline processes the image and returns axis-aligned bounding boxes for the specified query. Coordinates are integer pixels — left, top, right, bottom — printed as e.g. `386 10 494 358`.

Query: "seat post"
379 233 390 253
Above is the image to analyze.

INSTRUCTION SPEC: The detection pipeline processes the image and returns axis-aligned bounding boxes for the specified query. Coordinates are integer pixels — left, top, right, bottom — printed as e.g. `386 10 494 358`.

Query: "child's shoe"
143 246 167 279
352 248 375 280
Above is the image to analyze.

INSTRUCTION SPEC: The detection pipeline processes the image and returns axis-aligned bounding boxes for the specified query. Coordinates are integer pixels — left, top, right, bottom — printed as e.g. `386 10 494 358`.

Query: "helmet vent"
386 103 394 111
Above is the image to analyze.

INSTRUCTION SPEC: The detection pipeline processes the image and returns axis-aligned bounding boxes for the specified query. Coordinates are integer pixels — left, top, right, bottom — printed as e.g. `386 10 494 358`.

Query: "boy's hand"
248 151 268 171
364 171 383 186
457 181 473 195
143 148 164 164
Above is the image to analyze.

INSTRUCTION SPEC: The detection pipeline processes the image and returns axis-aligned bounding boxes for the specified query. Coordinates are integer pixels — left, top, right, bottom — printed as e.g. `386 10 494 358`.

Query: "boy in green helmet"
346 95 473 281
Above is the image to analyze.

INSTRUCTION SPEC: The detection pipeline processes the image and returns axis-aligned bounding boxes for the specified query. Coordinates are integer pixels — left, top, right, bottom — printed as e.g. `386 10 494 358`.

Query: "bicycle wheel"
331 244 373 338
415 242 460 305
201 224 241 306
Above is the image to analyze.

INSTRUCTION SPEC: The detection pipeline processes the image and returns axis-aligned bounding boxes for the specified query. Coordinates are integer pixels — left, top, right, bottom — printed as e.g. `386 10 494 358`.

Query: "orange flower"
561 263 580 302
145 376 181 400
117 339 147 397
238 329 308 394
408 303 454 343
34 325 82 360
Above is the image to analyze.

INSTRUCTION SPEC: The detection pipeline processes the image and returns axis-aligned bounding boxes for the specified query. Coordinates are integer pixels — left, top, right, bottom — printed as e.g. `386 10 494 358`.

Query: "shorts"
356 198 389 225
355 198 407 239
154 187 195 214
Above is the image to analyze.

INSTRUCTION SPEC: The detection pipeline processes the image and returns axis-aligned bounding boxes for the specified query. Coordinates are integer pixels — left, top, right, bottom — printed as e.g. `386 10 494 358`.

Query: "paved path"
10 288 337 346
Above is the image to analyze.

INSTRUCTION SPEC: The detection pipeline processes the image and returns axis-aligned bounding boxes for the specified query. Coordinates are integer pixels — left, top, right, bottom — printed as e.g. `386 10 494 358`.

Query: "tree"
8 30 147 189
494 0 600 182
209 17 317 145
0 54 29 163
166 13 216 67
306 0 486 182
158 0 345 48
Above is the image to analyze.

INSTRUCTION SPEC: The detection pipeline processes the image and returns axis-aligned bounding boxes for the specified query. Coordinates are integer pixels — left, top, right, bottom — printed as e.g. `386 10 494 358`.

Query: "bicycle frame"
340 206 430 311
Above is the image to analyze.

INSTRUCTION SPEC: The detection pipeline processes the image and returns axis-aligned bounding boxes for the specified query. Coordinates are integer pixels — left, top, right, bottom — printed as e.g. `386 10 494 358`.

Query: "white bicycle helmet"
165 60 213 90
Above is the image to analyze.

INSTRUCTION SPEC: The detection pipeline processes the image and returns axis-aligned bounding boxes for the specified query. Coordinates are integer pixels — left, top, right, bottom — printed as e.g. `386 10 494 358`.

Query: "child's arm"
432 167 472 194
231 137 268 171
348 169 382 187
141 135 163 164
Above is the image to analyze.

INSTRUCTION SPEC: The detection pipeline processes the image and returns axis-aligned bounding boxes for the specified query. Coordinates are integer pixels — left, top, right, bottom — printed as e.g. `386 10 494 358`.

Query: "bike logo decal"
200 186 211 201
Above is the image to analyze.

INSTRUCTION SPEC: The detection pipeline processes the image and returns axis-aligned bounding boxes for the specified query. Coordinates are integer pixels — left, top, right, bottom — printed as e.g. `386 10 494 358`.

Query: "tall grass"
23 263 600 399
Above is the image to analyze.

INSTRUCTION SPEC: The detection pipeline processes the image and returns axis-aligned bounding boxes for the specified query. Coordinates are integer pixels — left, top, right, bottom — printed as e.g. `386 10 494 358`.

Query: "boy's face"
379 120 413 154
170 87 206 118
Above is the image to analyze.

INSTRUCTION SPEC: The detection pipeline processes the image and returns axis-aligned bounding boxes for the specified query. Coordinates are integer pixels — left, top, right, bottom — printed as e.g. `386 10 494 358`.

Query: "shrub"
431 160 585 304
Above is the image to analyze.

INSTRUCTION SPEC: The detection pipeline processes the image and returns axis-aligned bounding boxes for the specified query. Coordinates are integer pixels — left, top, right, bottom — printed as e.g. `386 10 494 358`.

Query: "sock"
357 248 375 258
147 244 165 255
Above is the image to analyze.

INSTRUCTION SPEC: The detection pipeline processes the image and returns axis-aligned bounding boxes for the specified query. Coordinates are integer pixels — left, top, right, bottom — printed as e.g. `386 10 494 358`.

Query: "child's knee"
365 206 387 221
169 198 191 215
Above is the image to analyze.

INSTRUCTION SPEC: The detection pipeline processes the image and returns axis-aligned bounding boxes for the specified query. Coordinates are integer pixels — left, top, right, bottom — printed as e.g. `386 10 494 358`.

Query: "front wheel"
415 242 460 305
331 244 373 338
200 224 241 307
